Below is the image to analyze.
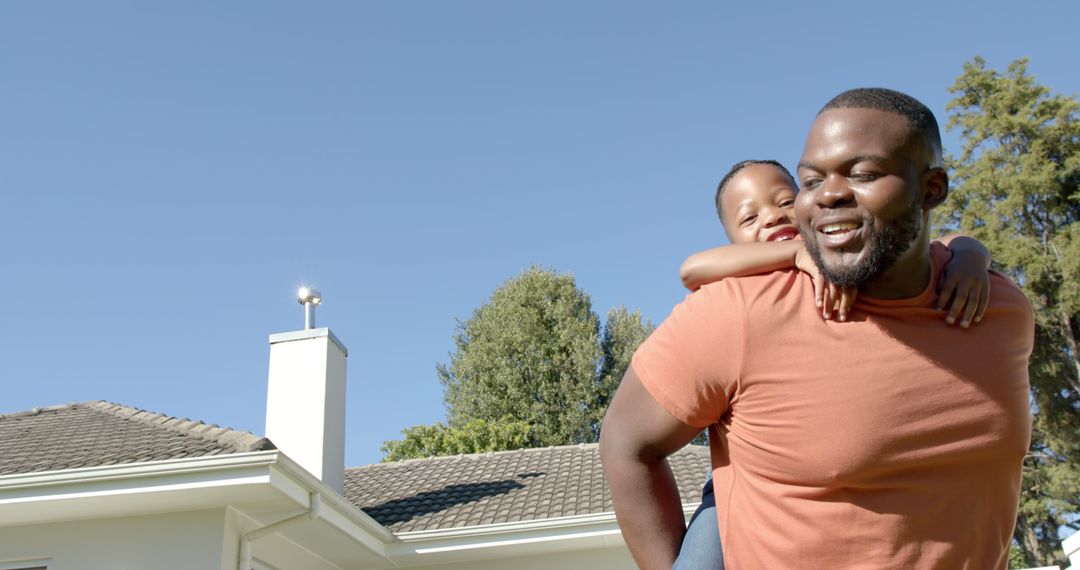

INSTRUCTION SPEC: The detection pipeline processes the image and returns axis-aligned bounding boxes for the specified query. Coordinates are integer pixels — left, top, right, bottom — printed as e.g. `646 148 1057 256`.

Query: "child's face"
720 164 801 245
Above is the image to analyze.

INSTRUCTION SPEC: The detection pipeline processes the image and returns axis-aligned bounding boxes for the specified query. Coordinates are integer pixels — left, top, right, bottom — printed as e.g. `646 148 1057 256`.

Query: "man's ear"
921 167 948 210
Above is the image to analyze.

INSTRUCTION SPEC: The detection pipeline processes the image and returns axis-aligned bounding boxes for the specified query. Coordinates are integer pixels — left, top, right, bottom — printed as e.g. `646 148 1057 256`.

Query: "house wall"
224 507 341 570
0 505 363 570
0 508 229 570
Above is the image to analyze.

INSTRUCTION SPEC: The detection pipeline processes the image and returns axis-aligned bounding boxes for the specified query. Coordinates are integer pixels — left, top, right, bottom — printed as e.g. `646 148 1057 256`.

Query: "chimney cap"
297 287 322 306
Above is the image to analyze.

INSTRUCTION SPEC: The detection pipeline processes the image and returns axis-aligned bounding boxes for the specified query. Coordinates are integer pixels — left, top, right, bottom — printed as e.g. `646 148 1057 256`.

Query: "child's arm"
934 234 992 328
680 241 858 321
680 241 804 291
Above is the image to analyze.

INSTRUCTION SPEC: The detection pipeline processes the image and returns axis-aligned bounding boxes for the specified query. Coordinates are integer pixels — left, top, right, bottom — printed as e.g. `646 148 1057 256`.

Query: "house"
0 400 711 570
0 311 711 570
3 300 1075 570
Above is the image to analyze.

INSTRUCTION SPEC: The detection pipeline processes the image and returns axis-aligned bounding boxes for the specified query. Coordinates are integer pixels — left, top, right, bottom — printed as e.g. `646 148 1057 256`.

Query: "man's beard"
801 202 923 290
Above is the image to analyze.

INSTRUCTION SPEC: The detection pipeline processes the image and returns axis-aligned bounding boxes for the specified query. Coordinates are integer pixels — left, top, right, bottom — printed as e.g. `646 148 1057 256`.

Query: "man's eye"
851 172 881 182
801 178 821 190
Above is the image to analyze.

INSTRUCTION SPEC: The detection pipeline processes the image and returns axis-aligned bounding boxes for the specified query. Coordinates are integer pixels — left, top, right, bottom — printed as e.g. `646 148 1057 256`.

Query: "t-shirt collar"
857 242 947 309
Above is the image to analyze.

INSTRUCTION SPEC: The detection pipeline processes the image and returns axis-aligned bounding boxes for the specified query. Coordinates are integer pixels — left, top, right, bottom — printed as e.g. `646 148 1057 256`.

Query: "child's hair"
714 159 796 222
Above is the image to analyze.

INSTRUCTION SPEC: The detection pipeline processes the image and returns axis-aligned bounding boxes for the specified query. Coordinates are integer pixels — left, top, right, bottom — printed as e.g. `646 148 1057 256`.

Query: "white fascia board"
0 451 282 521
0 451 280 492
386 511 622 567
383 503 700 567
0 451 396 561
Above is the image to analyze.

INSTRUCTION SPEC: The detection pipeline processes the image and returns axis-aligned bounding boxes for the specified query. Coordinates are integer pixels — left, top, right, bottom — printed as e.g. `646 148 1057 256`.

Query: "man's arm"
599 365 706 569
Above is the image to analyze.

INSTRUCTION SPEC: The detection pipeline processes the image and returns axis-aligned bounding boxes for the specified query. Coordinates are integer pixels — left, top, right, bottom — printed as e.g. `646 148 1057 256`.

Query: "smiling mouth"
816 221 863 247
767 227 801 242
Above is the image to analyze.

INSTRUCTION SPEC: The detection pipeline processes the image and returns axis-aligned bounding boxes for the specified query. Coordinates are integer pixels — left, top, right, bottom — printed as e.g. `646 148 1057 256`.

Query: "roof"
344 443 711 533
2 401 711 534
0 401 274 476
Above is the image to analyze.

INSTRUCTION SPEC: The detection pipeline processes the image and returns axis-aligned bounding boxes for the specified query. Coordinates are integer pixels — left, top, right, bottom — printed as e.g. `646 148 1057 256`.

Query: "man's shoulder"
933 241 1032 317
988 269 1026 295
988 270 1033 314
696 269 804 297
668 271 813 341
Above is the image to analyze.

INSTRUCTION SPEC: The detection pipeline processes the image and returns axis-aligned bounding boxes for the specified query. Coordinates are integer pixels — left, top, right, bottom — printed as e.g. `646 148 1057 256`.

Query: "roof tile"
0 401 276 476
2 401 710 536
344 443 710 533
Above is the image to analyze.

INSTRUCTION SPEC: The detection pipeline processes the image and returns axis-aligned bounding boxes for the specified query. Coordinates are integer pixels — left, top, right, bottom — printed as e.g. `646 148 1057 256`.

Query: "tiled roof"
2 401 711 536
344 443 711 533
0 401 274 476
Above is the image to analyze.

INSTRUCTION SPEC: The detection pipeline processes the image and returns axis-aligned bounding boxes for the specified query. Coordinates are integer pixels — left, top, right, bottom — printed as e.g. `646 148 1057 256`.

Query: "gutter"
0 451 396 563
0 450 281 492
238 492 321 570
384 504 701 565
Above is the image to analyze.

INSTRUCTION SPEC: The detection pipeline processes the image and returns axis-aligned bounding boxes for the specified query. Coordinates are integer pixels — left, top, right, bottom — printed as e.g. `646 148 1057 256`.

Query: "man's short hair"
714 159 796 223
820 88 943 167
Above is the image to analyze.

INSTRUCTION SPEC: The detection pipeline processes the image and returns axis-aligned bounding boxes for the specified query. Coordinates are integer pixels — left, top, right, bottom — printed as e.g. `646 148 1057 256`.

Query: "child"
681 159 991 325
671 159 992 569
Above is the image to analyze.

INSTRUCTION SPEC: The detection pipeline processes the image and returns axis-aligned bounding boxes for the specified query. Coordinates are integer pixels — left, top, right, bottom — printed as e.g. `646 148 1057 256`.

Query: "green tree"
383 266 655 459
439 266 603 446
938 56 1080 567
380 418 533 462
591 306 654 439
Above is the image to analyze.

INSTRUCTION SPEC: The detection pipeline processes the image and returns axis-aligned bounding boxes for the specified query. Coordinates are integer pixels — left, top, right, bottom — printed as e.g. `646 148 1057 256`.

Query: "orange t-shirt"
633 243 1033 569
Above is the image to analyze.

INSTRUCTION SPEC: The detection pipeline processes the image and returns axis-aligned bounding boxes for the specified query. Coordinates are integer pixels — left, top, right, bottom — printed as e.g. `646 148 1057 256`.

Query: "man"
599 88 1034 569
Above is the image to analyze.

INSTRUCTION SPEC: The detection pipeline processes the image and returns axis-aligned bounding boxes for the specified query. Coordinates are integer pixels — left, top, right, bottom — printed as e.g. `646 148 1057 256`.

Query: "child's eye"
740 215 757 226
779 199 795 208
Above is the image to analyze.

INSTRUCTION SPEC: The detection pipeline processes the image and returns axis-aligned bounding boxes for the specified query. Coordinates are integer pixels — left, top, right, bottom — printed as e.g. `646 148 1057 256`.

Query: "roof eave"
0 450 395 565
0 451 705 569
382 503 700 568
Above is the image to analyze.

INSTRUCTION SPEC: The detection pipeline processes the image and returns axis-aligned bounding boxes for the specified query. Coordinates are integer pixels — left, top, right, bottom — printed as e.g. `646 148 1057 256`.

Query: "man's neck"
860 233 933 300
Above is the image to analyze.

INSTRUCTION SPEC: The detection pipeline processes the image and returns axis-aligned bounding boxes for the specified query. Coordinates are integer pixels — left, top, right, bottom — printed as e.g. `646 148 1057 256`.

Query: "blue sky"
2 1 1078 466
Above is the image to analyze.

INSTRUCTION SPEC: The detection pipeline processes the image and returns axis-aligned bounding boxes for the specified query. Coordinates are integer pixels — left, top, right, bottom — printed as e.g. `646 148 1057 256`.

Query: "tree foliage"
592 306 654 439
937 56 1080 567
383 266 654 460
380 418 533 462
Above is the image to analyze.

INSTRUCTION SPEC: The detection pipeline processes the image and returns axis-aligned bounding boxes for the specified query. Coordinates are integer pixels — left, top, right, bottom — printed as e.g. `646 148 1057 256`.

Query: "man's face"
719 164 801 245
794 108 930 289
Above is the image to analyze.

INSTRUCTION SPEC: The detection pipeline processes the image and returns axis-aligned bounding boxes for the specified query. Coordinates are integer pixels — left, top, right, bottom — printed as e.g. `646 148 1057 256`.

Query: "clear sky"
2 1 1078 467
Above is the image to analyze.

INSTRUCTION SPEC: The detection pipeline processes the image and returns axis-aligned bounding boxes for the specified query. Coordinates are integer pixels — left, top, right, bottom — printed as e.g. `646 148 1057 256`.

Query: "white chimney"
265 288 348 493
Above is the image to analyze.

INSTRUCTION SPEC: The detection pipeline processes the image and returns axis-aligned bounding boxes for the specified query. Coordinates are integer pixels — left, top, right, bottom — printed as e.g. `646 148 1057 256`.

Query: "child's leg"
672 476 724 569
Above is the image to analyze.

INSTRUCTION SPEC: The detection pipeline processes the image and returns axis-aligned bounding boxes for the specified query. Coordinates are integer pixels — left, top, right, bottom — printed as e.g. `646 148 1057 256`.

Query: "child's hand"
936 251 991 328
795 247 858 321
822 282 858 322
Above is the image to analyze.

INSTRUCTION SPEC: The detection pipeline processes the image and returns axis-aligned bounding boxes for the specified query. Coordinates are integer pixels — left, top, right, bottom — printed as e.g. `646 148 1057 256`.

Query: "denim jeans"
672 476 724 569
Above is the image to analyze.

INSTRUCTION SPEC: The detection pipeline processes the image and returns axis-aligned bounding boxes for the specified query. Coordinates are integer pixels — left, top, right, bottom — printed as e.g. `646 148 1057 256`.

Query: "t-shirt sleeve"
631 280 745 428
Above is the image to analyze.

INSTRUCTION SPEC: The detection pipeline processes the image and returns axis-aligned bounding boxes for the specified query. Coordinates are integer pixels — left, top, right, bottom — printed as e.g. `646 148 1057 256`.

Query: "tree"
439 266 603 446
382 266 655 460
591 306 654 439
938 57 1080 567
380 418 533 462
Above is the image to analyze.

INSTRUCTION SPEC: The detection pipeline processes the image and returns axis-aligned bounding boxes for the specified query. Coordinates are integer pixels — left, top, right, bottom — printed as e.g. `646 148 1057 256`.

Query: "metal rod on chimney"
297 287 322 330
